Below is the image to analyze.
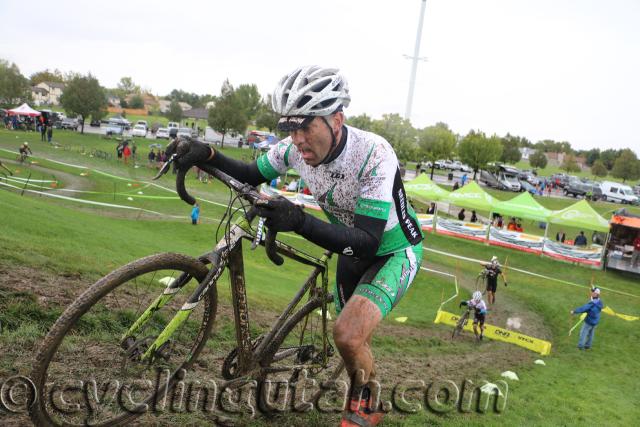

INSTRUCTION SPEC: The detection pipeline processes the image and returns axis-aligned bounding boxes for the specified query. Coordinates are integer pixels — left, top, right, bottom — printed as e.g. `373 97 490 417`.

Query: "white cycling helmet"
472 291 482 302
491 256 499 265
272 65 351 131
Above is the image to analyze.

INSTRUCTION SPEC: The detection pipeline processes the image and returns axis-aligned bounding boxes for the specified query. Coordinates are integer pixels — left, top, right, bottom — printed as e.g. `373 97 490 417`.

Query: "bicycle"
451 305 473 339
30 153 345 426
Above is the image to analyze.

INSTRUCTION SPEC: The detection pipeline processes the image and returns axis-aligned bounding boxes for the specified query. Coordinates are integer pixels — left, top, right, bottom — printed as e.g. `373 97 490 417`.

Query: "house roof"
43 81 66 89
183 107 209 120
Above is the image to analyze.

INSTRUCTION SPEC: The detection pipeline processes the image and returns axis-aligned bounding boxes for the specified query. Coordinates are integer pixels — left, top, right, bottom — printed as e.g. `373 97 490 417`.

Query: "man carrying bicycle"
481 256 507 305
19 142 32 163
168 65 424 426
459 291 488 340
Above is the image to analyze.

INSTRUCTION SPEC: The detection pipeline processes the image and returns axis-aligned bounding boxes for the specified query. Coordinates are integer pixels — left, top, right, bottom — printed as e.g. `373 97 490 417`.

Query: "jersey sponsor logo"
329 172 345 179
342 247 354 256
396 186 420 240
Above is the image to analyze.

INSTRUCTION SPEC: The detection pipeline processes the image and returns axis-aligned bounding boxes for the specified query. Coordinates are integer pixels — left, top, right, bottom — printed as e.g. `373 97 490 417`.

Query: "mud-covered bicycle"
30 152 345 426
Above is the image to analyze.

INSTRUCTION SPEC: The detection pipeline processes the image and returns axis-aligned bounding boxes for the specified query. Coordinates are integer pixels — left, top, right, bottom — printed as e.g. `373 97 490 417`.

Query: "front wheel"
29 253 215 427
452 310 470 339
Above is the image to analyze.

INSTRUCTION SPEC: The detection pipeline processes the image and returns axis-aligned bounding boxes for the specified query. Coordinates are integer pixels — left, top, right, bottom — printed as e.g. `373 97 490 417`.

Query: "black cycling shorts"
486 278 498 293
473 312 486 325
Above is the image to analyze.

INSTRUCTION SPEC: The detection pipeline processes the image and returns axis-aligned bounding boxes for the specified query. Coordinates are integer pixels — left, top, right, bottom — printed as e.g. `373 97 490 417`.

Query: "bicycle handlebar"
153 151 284 266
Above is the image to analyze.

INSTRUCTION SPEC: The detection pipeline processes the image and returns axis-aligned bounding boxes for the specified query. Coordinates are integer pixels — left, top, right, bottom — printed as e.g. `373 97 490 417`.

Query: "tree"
417 122 457 178
585 148 600 166
371 113 417 162
117 76 140 96
235 84 262 122
255 95 279 133
499 133 523 164
591 160 608 178
167 100 183 122
561 153 581 173
208 79 248 148
129 94 144 109
0 59 31 107
60 73 106 134
600 149 621 170
347 113 374 132
611 149 640 182
458 130 502 179
30 69 65 85
529 150 548 169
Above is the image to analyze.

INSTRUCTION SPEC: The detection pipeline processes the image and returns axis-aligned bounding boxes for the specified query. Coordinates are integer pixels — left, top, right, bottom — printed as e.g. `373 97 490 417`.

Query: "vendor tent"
548 200 610 232
7 103 41 117
492 192 552 222
405 173 450 201
444 181 495 211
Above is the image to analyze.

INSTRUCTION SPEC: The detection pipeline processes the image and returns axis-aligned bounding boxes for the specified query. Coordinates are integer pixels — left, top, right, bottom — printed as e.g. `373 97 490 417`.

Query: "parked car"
60 118 79 130
600 181 639 204
135 120 148 130
168 122 179 138
519 179 537 194
104 120 125 136
156 128 170 139
131 125 147 137
434 160 447 169
89 119 101 127
108 116 131 130
177 127 193 138
564 180 587 198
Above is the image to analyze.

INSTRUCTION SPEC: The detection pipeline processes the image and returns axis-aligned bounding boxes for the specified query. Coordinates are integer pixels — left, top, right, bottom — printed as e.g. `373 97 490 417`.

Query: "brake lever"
152 153 177 180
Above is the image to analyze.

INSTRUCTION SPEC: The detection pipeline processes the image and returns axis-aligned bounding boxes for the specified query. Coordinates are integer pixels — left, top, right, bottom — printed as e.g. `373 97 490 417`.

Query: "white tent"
8 103 41 117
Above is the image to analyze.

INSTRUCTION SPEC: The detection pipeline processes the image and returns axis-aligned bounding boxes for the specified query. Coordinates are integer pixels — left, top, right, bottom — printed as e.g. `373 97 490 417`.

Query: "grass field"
1 128 639 426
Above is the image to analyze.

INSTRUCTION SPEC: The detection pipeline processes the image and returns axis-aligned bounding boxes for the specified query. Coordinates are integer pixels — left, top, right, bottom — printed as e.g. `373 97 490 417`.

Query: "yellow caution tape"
602 306 639 322
435 310 552 356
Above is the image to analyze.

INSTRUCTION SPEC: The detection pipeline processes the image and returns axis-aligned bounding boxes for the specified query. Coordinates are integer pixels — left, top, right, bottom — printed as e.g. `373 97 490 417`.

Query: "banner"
260 184 321 211
434 217 488 242
434 310 552 355
488 227 544 254
416 213 435 231
542 239 603 267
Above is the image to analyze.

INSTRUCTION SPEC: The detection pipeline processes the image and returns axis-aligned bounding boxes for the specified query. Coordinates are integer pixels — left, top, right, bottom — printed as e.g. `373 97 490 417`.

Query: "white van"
600 181 639 204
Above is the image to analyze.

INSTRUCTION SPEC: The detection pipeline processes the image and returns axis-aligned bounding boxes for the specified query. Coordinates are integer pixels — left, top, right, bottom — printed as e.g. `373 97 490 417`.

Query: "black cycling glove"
253 196 306 233
165 137 213 171
459 301 468 308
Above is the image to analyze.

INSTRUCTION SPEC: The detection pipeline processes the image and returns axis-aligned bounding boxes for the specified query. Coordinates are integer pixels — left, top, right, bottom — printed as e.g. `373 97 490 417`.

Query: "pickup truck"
564 181 587 198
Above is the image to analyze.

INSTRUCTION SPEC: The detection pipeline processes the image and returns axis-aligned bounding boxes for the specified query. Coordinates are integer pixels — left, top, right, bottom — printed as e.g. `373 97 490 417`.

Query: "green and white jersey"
256 125 423 256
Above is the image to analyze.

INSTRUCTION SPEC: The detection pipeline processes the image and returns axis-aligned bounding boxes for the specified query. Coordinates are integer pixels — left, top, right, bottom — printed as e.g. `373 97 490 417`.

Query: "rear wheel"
29 253 215 426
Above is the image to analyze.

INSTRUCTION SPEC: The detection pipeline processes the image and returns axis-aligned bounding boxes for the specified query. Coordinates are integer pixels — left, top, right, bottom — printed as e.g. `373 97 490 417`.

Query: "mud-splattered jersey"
256 126 423 256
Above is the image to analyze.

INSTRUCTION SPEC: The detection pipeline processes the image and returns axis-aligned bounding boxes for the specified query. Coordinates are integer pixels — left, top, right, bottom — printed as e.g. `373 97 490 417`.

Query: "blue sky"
1 0 638 153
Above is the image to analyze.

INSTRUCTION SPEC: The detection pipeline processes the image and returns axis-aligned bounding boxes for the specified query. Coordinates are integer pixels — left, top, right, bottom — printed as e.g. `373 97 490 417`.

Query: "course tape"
422 246 640 299
435 309 553 355
602 306 638 321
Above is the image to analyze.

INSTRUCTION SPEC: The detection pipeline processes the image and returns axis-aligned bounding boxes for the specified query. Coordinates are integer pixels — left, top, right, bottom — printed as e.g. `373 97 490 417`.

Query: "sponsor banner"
434 310 552 355
416 213 435 231
434 217 488 242
488 227 544 254
259 184 322 211
542 239 603 267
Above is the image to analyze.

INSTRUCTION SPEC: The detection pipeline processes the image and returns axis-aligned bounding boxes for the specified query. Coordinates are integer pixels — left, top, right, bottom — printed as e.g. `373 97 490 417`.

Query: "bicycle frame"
122 210 332 373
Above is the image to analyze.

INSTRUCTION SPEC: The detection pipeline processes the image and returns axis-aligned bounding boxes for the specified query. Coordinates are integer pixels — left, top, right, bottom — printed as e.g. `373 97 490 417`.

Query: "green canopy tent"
443 181 495 212
548 199 610 233
405 173 450 202
492 192 552 223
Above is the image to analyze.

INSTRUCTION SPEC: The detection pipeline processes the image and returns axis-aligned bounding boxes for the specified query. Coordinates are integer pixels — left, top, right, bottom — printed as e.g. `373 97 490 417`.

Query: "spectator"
416 162 422 175
123 143 132 165
461 173 468 186
47 125 53 143
457 208 466 221
131 141 137 161
452 181 460 191
148 149 156 164
116 142 124 160
556 230 566 243
515 222 523 232
632 232 640 269
270 178 279 188
470 210 478 223
574 231 588 246
286 179 299 192
191 202 200 225
507 217 517 231
40 122 47 141
426 202 436 215
571 287 603 350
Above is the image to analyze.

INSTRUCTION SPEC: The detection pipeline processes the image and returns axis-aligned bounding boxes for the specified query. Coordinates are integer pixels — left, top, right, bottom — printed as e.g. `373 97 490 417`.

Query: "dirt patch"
1 159 93 196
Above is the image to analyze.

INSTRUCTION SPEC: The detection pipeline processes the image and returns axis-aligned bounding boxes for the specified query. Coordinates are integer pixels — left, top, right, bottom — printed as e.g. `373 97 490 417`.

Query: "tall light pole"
404 0 427 120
